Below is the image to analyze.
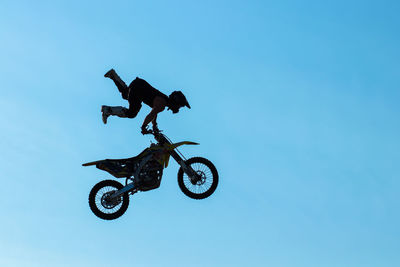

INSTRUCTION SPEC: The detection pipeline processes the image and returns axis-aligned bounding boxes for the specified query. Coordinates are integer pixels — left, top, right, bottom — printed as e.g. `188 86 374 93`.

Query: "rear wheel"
178 157 218 199
88 180 129 220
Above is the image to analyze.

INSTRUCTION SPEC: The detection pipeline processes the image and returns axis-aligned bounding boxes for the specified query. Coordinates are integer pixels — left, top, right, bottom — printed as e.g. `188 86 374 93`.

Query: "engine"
138 159 163 191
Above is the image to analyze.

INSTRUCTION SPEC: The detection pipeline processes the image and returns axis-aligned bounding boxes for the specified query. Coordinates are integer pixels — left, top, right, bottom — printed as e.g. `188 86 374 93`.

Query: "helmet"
168 91 191 113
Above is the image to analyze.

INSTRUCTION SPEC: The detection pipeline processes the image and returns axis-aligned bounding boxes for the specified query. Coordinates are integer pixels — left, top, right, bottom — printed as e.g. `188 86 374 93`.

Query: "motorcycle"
82 129 219 220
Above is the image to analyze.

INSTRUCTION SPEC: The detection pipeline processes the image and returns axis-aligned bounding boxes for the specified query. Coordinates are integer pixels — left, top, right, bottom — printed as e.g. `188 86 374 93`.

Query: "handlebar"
142 127 170 145
142 128 161 135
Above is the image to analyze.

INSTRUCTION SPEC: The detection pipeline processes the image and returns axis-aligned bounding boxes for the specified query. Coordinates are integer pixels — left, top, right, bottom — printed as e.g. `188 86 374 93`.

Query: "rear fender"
82 160 107 167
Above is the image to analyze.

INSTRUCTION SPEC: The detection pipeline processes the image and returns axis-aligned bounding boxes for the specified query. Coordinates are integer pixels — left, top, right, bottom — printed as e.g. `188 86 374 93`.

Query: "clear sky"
1 0 399 266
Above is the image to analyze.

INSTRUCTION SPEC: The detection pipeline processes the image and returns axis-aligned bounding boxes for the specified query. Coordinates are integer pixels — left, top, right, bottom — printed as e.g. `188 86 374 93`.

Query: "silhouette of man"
101 69 191 134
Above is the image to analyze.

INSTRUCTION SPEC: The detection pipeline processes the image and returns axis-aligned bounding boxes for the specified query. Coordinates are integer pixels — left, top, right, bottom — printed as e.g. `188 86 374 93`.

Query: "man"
101 69 191 134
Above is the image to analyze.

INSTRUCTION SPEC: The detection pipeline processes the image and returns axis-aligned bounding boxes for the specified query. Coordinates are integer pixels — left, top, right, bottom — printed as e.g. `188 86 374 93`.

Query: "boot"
101 105 110 124
104 69 129 100
101 105 129 124
104 69 116 78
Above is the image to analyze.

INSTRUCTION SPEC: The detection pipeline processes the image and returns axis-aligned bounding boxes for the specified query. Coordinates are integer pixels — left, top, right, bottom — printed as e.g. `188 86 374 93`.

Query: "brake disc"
101 191 121 209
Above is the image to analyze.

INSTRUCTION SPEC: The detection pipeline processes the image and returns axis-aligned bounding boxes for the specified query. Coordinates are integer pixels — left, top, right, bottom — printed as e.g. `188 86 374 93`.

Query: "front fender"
170 141 199 149
161 141 199 168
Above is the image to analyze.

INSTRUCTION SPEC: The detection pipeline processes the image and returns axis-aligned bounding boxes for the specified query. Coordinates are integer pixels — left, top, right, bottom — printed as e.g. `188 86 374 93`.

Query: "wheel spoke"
94 185 123 214
181 161 215 195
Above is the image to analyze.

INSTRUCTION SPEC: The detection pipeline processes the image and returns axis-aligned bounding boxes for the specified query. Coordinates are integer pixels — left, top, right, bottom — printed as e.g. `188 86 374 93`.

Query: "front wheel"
88 180 129 220
178 157 219 199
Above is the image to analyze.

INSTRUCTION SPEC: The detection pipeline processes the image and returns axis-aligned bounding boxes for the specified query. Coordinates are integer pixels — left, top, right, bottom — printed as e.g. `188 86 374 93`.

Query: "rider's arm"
152 114 158 126
141 97 166 129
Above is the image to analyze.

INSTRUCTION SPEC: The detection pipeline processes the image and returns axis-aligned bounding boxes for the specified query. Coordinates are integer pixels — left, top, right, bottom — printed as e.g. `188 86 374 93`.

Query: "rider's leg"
101 103 142 124
104 69 129 100
125 97 142 118
101 92 143 124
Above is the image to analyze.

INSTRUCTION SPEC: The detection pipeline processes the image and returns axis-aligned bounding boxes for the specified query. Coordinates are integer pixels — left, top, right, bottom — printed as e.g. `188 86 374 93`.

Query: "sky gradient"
1 0 400 266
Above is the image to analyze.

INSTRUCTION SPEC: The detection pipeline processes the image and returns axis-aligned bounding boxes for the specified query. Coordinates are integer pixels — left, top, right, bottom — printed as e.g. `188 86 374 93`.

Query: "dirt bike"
82 129 219 220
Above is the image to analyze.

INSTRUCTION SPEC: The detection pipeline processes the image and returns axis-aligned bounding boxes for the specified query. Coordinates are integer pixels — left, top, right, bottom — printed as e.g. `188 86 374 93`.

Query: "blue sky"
1 0 399 266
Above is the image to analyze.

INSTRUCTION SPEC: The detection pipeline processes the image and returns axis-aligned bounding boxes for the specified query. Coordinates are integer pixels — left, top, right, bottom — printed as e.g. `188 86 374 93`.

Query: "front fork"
180 161 201 185
179 160 196 178
170 151 199 183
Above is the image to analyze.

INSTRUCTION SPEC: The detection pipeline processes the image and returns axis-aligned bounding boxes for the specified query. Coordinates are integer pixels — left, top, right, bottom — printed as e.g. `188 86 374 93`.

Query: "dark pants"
110 76 147 118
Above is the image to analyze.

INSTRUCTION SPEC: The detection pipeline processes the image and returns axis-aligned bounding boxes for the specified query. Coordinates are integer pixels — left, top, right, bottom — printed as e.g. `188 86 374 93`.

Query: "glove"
141 125 150 135
152 124 159 133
